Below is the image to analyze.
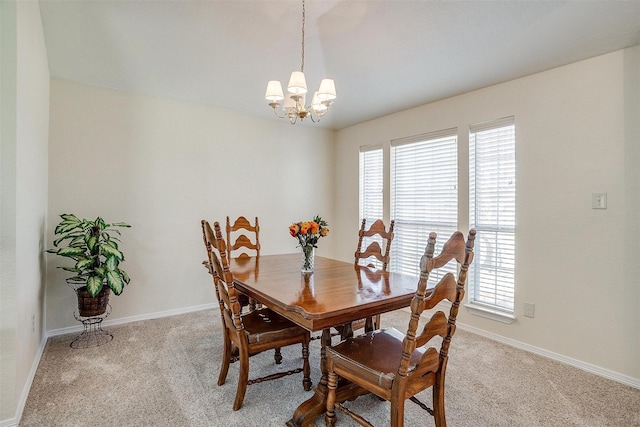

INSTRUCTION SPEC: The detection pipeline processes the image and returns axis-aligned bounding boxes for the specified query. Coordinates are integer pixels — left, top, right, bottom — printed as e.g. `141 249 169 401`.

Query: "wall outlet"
524 302 535 318
32 314 36 332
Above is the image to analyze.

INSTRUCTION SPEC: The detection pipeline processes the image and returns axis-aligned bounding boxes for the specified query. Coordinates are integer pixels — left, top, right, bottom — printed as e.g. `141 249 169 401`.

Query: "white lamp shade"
287 71 308 95
265 80 284 101
317 78 336 100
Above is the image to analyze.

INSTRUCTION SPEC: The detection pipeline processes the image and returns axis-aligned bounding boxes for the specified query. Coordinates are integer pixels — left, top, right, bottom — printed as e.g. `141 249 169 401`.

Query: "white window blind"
469 117 516 313
359 147 383 222
359 147 384 268
391 129 458 278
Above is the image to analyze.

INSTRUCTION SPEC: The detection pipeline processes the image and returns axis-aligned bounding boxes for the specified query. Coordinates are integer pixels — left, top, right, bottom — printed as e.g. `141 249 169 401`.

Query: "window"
469 117 516 313
359 147 384 267
359 147 383 222
391 129 458 278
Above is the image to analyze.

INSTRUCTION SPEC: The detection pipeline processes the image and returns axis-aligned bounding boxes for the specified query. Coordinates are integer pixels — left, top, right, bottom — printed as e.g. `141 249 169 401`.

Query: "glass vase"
301 246 315 273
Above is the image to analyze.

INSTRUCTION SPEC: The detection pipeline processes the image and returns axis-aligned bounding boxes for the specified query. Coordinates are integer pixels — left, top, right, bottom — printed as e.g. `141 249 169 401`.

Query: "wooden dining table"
229 253 418 427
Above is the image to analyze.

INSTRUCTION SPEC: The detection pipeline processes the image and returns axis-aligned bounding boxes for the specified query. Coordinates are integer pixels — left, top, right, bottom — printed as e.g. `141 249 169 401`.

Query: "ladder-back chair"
201 220 311 411
354 218 395 271
349 218 395 334
226 216 260 259
202 220 251 313
226 215 261 311
325 229 476 427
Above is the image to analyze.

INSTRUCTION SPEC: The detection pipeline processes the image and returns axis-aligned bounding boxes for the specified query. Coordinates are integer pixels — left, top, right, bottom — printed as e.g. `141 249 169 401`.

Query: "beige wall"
622 44 640 384
46 78 335 331
0 1 18 421
0 0 49 422
333 47 640 382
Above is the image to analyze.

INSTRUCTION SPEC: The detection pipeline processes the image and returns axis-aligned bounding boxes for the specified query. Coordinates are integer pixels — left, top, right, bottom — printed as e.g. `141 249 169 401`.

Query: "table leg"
339 322 353 341
286 328 368 427
364 316 374 333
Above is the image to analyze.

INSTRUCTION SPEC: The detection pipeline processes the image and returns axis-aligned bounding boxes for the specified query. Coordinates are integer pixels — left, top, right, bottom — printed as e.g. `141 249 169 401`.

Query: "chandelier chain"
301 0 305 72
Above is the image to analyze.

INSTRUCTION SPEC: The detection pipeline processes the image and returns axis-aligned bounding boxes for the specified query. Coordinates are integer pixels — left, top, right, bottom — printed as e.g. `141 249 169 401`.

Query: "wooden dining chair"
354 218 395 271
201 220 312 411
349 218 395 334
202 221 251 314
325 229 476 427
226 215 261 311
226 216 260 259
226 216 260 305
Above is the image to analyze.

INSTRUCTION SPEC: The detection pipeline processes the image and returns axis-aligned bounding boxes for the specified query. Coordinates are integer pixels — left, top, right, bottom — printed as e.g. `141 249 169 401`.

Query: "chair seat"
327 327 426 389
242 308 308 344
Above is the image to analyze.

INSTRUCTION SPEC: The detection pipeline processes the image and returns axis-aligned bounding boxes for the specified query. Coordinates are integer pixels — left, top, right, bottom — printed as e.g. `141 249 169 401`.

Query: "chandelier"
264 0 336 124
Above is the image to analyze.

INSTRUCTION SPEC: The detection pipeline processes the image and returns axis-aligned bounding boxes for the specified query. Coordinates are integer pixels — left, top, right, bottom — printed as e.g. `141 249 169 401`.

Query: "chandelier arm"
308 107 328 123
315 106 329 118
269 103 289 119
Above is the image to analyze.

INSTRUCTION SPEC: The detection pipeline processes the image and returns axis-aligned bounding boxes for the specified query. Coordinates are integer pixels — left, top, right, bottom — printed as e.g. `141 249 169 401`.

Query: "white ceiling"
39 0 640 131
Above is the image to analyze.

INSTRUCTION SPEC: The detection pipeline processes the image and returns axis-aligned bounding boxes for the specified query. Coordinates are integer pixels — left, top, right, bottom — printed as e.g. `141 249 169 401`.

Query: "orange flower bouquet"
289 215 329 272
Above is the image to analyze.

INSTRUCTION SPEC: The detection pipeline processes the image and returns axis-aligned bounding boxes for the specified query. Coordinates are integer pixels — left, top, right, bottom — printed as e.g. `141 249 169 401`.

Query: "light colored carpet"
20 309 640 426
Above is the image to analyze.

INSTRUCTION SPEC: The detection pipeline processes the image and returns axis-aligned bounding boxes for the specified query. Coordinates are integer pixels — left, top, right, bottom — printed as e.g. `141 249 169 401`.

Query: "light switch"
592 193 607 209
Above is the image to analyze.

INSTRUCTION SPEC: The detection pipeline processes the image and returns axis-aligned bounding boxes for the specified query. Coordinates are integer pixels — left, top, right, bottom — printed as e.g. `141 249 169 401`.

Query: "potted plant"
47 214 131 317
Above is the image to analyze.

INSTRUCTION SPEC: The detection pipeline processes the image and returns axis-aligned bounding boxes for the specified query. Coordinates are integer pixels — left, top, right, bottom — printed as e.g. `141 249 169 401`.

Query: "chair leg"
301 339 312 391
218 335 232 386
325 371 338 426
274 347 283 364
390 397 405 427
233 346 250 411
433 377 446 426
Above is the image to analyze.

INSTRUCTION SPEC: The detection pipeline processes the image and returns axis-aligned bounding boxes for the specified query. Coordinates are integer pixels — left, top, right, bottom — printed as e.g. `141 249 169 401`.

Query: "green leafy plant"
47 214 131 297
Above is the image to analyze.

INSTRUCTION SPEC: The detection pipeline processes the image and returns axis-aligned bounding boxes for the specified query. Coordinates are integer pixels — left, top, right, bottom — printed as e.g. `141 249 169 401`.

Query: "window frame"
390 128 458 279
467 116 517 322
359 145 384 224
358 145 385 268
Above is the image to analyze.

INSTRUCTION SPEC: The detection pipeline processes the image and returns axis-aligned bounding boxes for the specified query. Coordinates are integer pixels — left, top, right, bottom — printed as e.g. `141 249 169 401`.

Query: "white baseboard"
0 418 17 427
46 303 216 337
456 321 640 390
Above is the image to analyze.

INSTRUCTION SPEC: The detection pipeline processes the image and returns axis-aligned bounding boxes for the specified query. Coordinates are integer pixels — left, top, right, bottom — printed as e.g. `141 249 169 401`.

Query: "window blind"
359 147 383 222
359 147 384 267
469 117 516 312
391 130 458 278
